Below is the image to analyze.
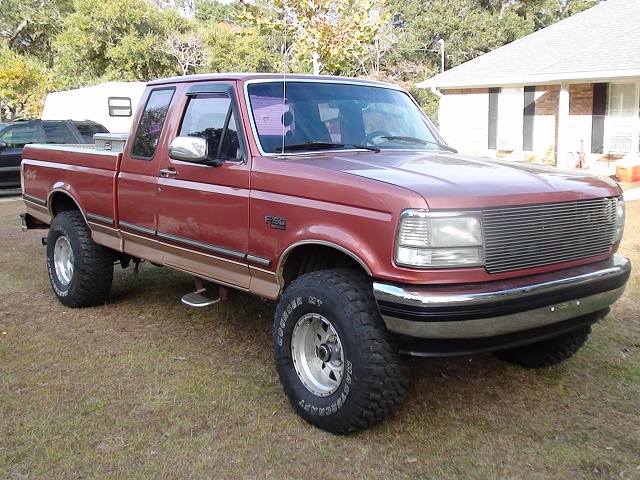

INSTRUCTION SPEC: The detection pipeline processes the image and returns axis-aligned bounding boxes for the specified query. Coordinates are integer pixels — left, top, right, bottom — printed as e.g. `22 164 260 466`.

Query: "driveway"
623 186 640 201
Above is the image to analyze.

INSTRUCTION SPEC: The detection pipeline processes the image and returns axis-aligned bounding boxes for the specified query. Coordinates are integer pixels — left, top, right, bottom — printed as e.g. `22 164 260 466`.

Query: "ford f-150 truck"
20 73 631 434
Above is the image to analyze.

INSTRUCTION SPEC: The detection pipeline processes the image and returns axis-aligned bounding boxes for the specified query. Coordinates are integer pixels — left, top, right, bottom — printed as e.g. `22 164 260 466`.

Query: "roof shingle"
418 0 640 89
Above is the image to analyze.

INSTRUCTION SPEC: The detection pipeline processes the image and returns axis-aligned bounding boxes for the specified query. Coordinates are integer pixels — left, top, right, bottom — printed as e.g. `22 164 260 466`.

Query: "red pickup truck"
21 74 630 434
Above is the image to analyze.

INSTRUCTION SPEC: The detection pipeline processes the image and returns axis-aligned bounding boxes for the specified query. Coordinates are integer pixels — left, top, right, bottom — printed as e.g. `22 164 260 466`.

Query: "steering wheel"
361 130 392 146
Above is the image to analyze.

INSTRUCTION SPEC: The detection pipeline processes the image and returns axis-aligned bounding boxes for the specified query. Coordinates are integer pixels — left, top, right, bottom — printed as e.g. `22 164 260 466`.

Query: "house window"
609 84 636 117
497 88 524 150
607 83 637 153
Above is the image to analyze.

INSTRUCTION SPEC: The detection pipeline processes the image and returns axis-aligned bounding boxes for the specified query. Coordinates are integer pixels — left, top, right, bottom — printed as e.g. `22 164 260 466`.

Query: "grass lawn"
1 193 638 480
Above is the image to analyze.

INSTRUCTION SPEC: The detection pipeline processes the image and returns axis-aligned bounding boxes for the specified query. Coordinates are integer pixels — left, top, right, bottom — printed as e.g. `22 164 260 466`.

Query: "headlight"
613 197 625 243
395 210 484 268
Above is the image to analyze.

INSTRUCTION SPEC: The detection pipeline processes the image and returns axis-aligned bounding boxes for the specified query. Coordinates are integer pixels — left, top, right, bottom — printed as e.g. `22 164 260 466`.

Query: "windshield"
246 81 450 154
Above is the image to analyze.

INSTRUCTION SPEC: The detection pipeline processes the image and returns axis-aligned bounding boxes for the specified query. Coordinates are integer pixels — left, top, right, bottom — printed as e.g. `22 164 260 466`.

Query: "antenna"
281 0 288 155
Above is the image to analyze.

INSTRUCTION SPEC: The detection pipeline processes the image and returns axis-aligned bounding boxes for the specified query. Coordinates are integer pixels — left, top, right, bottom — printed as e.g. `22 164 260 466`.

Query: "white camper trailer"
41 82 147 133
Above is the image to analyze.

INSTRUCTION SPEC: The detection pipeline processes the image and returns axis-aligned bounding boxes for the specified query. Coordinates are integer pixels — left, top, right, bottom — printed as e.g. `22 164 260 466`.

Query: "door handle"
159 168 177 178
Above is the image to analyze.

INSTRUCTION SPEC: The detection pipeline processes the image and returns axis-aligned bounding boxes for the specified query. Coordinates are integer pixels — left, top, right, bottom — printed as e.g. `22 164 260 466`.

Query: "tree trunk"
312 52 321 75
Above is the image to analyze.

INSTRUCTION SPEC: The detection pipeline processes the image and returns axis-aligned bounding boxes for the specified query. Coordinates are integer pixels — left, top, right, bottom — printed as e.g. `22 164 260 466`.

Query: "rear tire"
46 211 113 308
495 326 592 368
273 269 409 434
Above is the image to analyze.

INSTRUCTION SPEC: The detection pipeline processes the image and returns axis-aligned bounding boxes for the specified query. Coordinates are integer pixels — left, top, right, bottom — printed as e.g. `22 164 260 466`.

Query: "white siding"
438 92 490 156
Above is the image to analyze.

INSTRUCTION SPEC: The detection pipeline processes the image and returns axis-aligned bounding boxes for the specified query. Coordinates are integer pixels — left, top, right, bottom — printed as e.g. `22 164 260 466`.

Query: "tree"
0 0 600 121
511 0 599 30
0 46 53 120
154 0 197 19
194 0 243 23
377 0 601 120
0 0 74 65
164 32 205 75
385 0 529 78
385 0 602 77
196 23 276 73
241 0 389 76
51 0 181 89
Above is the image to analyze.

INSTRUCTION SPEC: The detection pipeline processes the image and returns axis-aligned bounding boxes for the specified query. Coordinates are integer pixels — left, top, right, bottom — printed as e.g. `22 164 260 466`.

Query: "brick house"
417 0 640 168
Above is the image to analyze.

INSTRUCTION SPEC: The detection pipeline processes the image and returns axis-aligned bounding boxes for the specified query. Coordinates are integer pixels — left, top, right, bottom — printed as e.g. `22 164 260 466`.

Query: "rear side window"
131 88 175 159
74 123 109 143
42 122 77 144
179 93 242 161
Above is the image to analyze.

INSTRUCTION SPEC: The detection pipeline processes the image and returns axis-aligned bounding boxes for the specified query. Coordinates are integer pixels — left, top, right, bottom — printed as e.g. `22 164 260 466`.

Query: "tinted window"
74 123 109 143
221 111 240 160
131 88 175 159
43 122 77 144
179 93 241 161
247 81 441 154
0 124 41 148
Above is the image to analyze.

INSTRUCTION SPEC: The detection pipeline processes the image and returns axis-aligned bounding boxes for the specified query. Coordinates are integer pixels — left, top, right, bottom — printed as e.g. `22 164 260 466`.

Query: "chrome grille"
483 198 617 273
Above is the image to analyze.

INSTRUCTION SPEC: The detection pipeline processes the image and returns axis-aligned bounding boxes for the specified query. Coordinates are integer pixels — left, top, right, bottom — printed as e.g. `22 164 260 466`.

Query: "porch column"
634 82 640 153
556 83 570 167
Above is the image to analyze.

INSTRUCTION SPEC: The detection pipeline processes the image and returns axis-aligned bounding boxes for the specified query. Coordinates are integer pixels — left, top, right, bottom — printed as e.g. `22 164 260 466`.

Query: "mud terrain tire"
495 326 592 368
273 269 409 434
46 210 113 308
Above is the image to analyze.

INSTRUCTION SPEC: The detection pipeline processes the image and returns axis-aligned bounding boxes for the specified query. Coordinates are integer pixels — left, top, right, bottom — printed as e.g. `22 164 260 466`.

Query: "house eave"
416 69 640 90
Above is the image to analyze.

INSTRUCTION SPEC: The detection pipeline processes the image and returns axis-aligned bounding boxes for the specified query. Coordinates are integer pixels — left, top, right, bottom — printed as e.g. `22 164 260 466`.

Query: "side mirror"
0 141 7 150
168 136 207 162
168 136 224 166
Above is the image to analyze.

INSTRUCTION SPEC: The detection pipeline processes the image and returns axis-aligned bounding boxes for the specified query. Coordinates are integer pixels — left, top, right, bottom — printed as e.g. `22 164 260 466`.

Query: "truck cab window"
131 88 175 159
179 93 241 161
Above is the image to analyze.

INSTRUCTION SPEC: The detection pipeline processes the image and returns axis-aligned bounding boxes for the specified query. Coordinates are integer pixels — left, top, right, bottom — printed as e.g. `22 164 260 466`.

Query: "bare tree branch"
164 32 204 75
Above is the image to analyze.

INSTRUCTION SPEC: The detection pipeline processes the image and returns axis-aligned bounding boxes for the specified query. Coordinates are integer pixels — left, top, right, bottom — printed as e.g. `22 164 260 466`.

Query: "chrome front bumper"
373 255 631 341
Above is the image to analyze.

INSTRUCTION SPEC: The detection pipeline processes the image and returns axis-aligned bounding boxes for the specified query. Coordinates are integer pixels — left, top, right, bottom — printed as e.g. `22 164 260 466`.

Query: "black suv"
0 119 109 189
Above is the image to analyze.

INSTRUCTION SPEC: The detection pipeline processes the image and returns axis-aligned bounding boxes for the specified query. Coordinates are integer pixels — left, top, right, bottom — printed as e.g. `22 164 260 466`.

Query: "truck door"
154 83 251 289
117 87 176 264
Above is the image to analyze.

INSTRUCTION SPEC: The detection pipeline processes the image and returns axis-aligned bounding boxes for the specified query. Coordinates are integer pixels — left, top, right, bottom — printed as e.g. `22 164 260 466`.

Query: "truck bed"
22 144 122 238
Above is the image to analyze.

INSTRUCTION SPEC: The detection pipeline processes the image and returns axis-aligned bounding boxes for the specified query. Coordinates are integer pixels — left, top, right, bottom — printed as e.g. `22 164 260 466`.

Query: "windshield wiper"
276 142 380 153
381 136 458 153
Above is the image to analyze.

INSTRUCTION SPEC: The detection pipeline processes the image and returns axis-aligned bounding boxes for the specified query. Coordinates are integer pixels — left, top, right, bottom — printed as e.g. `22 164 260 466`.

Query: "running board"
181 278 225 307
181 290 220 307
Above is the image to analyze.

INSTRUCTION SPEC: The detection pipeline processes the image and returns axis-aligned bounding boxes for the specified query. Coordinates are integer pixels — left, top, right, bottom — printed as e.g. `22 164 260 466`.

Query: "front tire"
46 211 113 308
274 269 409 434
495 326 592 368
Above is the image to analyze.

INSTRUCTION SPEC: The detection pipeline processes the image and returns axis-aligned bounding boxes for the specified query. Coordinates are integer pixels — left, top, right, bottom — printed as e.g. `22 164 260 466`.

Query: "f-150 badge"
265 216 286 230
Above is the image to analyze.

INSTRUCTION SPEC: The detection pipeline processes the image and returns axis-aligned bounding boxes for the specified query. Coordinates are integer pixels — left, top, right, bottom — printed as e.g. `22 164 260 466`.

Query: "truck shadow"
108 264 563 410
105 263 573 434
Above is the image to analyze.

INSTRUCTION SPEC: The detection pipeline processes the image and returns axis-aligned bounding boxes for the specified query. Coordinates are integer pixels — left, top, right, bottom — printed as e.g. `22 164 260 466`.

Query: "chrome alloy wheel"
53 236 74 286
291 313 344 397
